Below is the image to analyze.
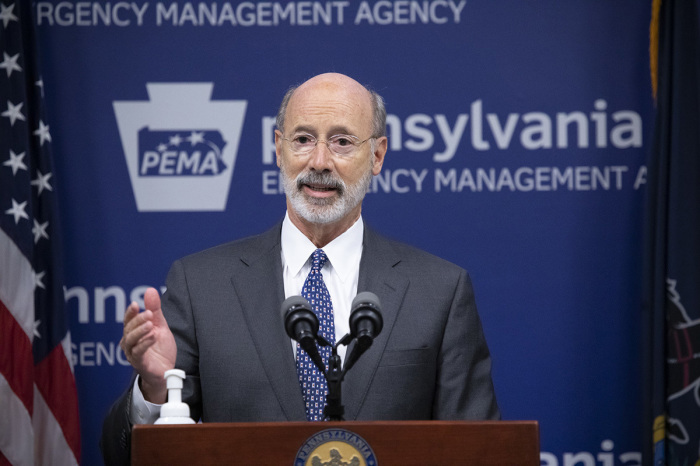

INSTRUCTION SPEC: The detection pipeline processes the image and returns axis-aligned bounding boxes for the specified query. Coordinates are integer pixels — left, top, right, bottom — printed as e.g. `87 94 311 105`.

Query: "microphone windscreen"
282 295 317 342
350 292 383 339
280 295 311 317
352 291 381 311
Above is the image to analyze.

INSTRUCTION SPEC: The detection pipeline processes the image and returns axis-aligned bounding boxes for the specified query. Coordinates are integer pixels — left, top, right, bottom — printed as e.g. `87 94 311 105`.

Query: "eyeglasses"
281 132 373 157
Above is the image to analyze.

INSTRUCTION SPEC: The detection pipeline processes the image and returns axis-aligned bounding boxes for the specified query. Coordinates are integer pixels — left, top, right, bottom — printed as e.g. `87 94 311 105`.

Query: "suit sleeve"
160 258 203 422
100 376 135 466
432 269 500 420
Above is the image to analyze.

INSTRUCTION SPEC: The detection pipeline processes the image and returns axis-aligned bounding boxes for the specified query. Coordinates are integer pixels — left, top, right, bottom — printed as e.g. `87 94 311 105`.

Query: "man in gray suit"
101 73 499 464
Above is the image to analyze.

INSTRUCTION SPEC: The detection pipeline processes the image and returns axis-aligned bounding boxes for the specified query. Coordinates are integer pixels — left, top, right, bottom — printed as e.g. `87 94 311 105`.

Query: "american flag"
0 2 80 465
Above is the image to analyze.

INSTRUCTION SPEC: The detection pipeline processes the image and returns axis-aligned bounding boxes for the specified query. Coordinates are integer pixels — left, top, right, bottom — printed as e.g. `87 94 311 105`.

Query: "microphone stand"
316 333 366 421
324 347 344 421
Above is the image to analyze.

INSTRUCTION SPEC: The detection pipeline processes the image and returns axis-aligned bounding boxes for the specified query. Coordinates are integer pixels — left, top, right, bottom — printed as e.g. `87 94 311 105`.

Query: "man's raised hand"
120 287 176 404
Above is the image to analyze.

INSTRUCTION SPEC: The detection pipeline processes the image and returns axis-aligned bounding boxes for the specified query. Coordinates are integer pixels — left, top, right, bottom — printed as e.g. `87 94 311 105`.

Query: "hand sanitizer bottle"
155 369 195 425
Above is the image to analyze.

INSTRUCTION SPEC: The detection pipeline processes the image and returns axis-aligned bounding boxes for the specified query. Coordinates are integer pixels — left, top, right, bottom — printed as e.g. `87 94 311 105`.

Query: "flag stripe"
33 386 79 466
61 334 74 376
0 451 12 466
0 228 35 341
0 373 34 466
34 341 81 460
0 300 34 414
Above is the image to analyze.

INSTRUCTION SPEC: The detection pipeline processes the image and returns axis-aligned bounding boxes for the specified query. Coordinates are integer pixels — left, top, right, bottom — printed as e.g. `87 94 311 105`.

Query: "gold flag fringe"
650 0 662 101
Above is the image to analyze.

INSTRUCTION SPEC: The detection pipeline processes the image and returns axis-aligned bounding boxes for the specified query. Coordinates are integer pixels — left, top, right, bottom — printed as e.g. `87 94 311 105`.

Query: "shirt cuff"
129 375 163 425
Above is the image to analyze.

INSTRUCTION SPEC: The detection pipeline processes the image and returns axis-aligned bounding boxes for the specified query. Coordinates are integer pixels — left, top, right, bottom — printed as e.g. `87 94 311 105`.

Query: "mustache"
296 171 345 194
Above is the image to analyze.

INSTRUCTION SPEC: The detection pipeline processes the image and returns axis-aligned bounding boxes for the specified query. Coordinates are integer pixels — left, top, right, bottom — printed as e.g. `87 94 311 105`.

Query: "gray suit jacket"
101 222 499 464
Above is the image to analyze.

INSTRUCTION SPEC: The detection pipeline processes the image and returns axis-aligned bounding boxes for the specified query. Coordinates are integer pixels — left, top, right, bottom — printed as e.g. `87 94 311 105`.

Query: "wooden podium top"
132 420 539 465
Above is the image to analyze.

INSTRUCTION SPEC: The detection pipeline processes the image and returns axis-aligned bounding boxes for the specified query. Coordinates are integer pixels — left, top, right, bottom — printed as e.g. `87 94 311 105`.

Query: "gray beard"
280 164 373 225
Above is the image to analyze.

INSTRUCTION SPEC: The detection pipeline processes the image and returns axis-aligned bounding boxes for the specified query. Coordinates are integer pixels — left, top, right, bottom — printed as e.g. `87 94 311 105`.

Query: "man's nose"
308 140 334 171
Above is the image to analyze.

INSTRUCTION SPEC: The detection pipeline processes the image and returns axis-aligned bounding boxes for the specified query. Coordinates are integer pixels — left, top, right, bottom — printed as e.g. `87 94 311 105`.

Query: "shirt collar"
281 212 364 282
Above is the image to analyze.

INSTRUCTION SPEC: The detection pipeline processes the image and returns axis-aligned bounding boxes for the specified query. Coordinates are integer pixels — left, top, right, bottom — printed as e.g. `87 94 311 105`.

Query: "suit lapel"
230 224 307 421
228 222 409 422
342 225 409 420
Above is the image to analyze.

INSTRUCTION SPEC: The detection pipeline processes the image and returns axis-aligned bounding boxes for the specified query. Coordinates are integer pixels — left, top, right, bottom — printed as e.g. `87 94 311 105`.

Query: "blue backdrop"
33 1 653 464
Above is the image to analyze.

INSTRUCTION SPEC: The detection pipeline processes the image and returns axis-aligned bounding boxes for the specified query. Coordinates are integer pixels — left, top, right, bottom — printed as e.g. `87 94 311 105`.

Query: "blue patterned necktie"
297 248 336 421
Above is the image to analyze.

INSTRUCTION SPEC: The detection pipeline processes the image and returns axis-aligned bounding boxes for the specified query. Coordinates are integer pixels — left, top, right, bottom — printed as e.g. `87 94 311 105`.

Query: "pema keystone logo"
114 83 247 211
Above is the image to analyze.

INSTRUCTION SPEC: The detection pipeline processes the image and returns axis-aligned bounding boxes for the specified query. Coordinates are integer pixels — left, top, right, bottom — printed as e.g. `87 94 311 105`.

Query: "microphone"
349 292 383 351
282 296 318 344
281 296 325 374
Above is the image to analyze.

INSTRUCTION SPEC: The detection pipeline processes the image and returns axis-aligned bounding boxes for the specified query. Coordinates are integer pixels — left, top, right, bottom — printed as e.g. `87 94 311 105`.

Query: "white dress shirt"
130 213 364 424
281 212 364 362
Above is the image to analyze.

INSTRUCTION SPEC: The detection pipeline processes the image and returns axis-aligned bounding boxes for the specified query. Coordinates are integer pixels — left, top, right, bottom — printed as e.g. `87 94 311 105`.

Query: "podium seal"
294 428 377 466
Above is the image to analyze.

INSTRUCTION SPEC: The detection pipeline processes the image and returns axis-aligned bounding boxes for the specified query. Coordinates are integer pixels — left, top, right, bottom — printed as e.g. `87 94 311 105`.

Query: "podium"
132 420 539 465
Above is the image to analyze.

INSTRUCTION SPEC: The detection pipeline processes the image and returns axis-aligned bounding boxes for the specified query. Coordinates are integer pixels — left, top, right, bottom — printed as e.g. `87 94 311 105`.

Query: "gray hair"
275 83 387 138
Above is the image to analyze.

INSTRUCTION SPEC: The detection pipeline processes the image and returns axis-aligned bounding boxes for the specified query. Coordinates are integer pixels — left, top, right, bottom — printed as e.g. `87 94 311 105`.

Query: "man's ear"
372 136 388 175
275 130 283 168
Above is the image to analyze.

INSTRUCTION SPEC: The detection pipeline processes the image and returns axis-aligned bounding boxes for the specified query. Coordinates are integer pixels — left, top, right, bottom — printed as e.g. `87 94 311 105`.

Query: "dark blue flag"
645 0 700 464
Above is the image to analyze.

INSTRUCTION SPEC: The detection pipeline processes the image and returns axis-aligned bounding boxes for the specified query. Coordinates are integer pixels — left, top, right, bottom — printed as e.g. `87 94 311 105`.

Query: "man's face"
275 75 386 225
